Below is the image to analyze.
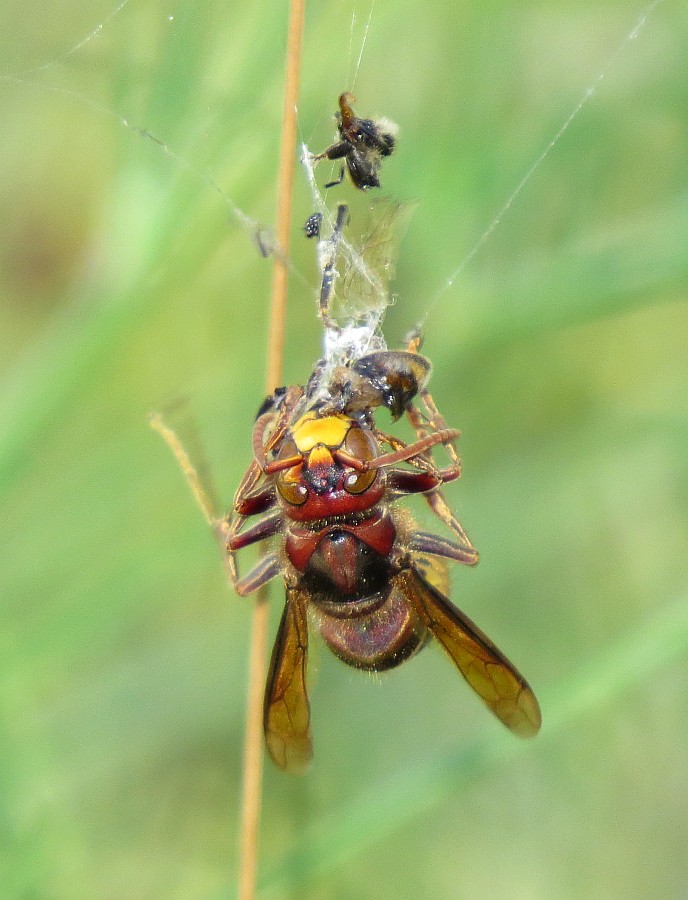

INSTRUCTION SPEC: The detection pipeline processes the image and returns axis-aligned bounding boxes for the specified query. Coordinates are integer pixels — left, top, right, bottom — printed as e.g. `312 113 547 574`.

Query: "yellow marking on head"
308 445 335 468
292 413 351 453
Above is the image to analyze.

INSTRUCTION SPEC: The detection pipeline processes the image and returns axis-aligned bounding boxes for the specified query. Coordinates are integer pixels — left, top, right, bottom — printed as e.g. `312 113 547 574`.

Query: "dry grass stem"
238 1 306 898
148 413 217 526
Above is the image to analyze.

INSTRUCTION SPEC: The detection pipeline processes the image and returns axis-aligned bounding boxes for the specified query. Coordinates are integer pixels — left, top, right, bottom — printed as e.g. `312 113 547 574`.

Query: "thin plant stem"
148 413 216 527
237 2 306 899
266 2 306 393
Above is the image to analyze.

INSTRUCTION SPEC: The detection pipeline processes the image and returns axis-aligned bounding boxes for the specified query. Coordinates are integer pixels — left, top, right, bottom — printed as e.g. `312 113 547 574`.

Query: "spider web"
301 144 414 354
295 0 671 374
0 0 275 261
0 0 672 341
421 0 670 324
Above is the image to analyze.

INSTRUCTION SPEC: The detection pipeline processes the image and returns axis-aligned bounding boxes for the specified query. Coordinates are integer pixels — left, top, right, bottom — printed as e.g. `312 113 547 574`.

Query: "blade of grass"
238 2 306 898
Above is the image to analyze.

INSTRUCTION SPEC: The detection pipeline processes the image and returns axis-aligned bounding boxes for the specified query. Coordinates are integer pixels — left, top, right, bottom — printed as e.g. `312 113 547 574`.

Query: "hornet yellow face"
290 412 351 454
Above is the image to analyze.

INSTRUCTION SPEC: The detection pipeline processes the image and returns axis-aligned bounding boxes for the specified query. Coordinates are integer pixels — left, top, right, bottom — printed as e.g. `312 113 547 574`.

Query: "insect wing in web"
263 587 313 773
400 567 542 737
335 199 414 326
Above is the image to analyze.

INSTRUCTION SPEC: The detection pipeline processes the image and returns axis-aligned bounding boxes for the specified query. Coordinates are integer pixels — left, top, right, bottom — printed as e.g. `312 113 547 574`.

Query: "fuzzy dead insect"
221 206 541 772
312 92 397 190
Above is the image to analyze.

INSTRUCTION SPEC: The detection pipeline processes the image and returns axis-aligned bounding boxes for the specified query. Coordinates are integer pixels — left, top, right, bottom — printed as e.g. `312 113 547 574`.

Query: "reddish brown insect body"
223 348 541 772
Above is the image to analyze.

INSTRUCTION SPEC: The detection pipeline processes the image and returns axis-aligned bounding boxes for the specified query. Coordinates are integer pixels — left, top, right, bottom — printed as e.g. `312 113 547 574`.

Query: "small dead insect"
312 92 397 190
220 206 541 773
303 211 323 239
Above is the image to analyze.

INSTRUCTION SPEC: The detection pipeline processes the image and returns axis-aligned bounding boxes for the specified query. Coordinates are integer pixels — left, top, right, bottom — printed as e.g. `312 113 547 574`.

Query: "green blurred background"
2 0 687 897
